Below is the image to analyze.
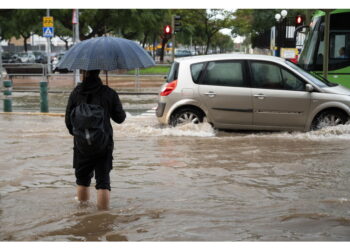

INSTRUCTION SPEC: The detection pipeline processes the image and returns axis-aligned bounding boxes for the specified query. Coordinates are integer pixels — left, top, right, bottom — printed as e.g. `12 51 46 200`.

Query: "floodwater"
1 92 350 241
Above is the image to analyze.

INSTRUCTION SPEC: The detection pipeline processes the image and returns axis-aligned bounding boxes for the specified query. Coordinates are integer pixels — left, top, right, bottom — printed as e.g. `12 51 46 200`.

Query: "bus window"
330 33 350 59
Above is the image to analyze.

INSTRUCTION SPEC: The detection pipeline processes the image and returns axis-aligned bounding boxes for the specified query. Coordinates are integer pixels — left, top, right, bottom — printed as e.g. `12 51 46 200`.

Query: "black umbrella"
57 36 155 71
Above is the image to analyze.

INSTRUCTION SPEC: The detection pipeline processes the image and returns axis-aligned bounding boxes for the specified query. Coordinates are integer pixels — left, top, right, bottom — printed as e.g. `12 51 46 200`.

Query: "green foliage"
127 65 170 75
0 9 15 41
0 9 234 53
1 9 45 51
211 32 234 53
231 9 317 48
171 9 234 54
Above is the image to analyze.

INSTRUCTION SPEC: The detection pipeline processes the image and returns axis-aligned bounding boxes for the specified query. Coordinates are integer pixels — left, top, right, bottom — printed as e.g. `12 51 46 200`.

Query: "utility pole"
46 9 52 75
72 9 80 85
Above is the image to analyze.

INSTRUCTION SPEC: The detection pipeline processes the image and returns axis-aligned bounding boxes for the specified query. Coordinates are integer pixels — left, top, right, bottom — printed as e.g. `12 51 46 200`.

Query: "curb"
0 112 64 117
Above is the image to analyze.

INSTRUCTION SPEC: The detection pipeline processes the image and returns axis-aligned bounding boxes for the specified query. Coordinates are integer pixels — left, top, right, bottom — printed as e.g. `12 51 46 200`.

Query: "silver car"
156 54 350 131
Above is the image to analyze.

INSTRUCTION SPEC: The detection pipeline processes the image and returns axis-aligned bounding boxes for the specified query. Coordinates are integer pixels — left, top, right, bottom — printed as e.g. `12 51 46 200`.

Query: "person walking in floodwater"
65 70 126 210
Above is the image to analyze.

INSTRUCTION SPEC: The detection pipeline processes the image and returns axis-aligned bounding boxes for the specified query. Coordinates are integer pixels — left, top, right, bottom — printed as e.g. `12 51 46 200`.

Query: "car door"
249 61 311 129
197 60 253 126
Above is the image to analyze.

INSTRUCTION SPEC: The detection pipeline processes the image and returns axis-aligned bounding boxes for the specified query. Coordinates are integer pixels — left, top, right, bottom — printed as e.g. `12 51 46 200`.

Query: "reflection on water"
1 113 350 241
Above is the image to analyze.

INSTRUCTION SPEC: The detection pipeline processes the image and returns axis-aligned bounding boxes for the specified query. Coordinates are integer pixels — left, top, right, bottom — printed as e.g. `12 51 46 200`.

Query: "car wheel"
170 108 204 127
311 110 348 130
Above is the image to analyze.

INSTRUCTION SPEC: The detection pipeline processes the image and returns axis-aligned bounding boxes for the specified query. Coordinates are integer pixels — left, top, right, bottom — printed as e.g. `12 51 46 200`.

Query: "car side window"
281 68 306 91
200 61 245 87
251 62 283 89
190 63 205 83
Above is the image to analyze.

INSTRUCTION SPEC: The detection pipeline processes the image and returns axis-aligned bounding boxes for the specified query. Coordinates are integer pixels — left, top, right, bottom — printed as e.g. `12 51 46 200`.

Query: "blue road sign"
43 27 54 37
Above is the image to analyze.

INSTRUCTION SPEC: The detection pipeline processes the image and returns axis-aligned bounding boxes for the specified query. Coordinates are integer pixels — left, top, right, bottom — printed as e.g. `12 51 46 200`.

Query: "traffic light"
173 15 181 33
164 25 172 39
295 15 304 27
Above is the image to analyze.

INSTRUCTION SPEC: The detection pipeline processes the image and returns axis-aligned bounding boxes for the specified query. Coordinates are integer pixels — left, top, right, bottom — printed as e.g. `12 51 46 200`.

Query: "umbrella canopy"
57 36 155 71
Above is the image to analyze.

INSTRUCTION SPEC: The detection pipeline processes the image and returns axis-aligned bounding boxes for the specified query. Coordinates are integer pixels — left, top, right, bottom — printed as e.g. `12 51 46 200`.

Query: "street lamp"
274 10 288 57
275 10 288 22
281 10 288 19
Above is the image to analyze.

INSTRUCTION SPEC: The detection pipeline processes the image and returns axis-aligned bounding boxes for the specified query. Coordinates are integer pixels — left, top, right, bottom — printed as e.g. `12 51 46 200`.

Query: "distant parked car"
33 51 48 64
175 49 192 58
52 52 72 73
18 52 36 63
156 54 350 131
1 51 21 63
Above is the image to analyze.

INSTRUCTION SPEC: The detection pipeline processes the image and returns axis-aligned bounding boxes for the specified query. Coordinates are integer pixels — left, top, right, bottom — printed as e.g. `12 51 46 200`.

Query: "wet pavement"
1 92 350 241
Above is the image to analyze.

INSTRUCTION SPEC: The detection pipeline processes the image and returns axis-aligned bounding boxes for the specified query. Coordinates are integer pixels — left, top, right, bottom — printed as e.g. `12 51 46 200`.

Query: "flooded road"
1 110 350 241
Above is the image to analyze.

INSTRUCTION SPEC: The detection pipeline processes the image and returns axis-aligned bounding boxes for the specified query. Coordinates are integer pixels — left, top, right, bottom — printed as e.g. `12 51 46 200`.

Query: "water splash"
114 114 216 138
217 124 350 141
275 124 350 141
114 113 350 140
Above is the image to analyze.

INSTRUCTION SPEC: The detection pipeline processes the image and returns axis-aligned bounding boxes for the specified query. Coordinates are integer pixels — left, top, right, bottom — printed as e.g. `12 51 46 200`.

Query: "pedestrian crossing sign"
43 27 54 37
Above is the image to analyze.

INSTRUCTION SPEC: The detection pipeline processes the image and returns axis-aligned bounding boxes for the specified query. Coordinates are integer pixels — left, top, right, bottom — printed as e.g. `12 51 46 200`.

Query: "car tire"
170 108 204 127
311 110 348 130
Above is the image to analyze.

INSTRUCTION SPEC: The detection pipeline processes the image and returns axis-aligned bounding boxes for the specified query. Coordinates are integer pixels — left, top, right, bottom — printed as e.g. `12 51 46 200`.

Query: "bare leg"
77 185 90 202
97 189 110 210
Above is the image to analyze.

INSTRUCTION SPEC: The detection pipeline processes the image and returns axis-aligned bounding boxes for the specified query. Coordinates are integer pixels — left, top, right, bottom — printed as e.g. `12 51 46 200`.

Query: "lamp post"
274 10 288 57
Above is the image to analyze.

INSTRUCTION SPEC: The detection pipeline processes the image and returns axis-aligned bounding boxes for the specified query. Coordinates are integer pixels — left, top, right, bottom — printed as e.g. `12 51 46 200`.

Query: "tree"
211 33 234 53
51 9 74 50
9 9 45 51
136 9 170 48
0 10 15 41
172 9 233 54
231 9 317 49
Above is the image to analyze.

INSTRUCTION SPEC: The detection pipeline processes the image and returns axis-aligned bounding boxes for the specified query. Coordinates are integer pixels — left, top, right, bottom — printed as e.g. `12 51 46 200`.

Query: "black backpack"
70 94 109 156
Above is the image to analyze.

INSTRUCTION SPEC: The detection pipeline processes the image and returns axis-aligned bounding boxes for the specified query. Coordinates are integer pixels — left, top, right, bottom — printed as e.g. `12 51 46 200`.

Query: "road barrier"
3 80 12 112
1 64 164 112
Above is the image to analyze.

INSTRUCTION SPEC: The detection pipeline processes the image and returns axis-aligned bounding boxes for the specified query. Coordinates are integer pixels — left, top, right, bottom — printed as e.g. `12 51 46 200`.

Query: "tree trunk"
205 36 211 55
160 37 168 63
23 37 28 52
142 32 148 48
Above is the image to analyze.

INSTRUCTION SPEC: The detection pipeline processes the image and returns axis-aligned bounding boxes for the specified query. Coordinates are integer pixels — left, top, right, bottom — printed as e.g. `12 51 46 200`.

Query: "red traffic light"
296 15 303 25
164 25 172 35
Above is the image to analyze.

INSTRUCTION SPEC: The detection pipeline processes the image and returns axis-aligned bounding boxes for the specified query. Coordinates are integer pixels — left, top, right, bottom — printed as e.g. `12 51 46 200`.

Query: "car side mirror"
306 83 314 92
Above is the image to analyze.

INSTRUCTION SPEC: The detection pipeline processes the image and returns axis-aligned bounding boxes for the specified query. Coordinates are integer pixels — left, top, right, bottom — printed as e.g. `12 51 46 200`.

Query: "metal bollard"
3 80 12 112
40 81 49 113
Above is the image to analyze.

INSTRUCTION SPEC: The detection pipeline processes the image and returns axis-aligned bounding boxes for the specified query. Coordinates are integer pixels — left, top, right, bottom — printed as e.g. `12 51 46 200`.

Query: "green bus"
298 9 350 88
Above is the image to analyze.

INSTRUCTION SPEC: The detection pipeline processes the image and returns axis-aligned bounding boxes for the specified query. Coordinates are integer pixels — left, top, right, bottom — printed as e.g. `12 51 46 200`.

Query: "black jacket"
65 76 126 144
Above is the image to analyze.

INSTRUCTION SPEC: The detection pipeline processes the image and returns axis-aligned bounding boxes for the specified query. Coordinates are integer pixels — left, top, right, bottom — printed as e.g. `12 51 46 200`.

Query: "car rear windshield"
166 62 179 83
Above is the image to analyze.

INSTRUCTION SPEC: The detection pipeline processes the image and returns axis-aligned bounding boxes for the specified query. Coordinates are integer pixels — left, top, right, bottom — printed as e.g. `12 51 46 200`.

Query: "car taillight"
160 80 177 96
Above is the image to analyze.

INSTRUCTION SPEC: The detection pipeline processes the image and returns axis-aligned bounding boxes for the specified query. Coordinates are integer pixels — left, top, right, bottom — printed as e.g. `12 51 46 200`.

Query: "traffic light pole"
171 16 175 62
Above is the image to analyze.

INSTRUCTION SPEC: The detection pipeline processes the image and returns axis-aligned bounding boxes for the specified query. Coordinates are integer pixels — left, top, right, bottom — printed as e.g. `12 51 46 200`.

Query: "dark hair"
86 70 100 78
